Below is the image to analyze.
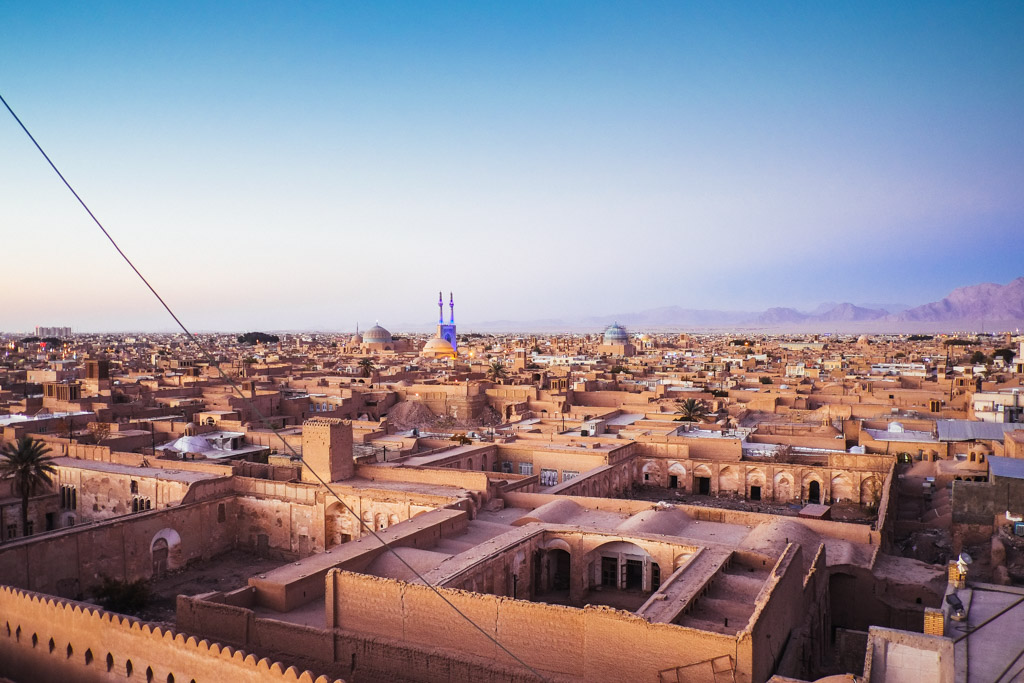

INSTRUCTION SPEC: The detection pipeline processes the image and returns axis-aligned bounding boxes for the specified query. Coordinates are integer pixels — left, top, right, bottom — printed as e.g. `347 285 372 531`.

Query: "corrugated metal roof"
989 455 1024 480
864 428 937 443
937 420 1021 442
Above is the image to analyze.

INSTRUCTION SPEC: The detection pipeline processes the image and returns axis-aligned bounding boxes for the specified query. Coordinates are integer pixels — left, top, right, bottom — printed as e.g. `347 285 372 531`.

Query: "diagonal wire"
0 91 549 682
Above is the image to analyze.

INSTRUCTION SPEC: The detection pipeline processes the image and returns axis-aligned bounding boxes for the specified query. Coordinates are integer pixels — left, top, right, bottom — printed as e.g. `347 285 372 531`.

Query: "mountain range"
466 277 1024 333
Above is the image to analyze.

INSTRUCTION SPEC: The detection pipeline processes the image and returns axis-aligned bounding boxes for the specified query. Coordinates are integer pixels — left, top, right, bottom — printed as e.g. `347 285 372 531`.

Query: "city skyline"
3 2 1024 332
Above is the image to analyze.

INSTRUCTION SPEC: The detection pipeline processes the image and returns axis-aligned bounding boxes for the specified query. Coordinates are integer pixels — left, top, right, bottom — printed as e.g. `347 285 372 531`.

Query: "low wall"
354 464 491 493
249 509 469 612
234 477 320 505
745 544 806 682
0 497 235 597
330 569 748 683
177 593 544 683
0 585 339 683
862 626 954 683
489 472 539 494
873 465 897 552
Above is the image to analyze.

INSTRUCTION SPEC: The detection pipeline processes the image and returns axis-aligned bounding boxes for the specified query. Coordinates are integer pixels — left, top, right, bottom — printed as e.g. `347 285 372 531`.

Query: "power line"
0 91 548 682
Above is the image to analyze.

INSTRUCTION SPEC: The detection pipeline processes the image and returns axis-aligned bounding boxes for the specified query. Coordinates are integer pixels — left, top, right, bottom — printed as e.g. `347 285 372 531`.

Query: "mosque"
597 321 636 357
347 322 412 354
420 291 458 359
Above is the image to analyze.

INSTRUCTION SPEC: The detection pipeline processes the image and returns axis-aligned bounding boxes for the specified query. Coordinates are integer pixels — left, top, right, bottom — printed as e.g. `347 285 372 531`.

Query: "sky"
2 2 1023 333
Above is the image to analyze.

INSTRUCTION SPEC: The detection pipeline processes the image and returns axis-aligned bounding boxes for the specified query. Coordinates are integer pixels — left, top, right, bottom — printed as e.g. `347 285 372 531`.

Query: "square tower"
301 418 353 483
83 359 111 395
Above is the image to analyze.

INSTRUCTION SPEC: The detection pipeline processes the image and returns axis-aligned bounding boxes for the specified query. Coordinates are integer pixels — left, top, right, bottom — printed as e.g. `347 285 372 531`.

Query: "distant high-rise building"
35 326 72 337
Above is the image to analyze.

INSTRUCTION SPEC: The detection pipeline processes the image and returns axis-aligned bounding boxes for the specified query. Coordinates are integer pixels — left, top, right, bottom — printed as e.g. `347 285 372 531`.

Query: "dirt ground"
386 400 503 432
892 466 954 567
134 549 285 626
998 527 1024 583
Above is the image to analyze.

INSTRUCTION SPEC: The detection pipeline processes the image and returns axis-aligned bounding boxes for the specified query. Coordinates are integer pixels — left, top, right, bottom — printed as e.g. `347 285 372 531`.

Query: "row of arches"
640 460 883 505
555 461 632 499
446 534 684 607
3 620 193 683
59 485 77 510
325 503 403 548
533 538 664 606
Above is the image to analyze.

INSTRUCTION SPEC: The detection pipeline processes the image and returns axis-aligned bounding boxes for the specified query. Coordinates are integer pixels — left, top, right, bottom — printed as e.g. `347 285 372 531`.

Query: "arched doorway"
642 462 660 486
668 463 686 490
589 541 658 595
325 502 352 549
534 540 572 596
694 464 713 495
808 480 821 504
152 538 169 578
150 528 182 579
549 549 571 591
746 469 766 501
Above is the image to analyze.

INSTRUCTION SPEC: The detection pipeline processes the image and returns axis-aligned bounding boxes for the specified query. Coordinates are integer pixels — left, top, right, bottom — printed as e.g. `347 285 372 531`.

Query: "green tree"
674 398 709 422
969 351 986 364
358 358 376 377
92 575 151 614
993 348 1016 364
0 437 57 537
488 360 507 382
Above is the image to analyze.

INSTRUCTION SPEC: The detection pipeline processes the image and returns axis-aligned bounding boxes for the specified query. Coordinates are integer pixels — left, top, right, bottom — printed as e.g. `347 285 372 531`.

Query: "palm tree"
358 358 375 378
488 360 507 383
0 437 57 537
674 398 708 422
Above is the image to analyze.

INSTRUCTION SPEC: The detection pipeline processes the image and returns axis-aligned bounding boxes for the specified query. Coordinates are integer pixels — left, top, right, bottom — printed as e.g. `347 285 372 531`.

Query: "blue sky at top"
1 2 1022 331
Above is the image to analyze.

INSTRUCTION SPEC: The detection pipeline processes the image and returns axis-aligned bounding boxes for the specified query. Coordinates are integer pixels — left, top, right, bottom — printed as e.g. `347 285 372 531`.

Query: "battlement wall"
0 585 340 683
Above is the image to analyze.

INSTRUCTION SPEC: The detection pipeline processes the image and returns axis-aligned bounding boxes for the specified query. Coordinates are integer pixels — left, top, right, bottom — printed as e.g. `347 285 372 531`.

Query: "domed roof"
603 323 629 345
364 324 392 343
421 336 456 358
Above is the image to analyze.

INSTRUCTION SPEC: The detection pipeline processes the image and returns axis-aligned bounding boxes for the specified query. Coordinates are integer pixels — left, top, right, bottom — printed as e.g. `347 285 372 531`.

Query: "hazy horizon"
3 3 1023 333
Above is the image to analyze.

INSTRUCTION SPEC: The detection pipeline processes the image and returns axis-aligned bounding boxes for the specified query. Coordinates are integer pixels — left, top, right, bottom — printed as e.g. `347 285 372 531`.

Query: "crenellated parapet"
0 584 343 683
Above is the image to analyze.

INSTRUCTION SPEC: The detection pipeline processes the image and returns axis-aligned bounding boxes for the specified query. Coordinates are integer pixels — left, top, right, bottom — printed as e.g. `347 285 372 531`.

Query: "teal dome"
603 323 629 345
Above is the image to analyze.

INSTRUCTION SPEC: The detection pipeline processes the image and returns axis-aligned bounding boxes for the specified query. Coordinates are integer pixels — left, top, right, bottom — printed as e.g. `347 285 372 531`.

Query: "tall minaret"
436 291 458 353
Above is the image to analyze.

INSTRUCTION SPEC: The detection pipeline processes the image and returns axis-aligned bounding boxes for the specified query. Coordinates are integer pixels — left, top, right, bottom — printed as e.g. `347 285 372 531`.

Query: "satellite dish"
959 552 973 565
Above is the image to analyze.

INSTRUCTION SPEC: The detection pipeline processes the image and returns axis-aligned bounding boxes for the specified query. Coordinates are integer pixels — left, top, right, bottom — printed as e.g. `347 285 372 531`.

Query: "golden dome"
421 336 456 358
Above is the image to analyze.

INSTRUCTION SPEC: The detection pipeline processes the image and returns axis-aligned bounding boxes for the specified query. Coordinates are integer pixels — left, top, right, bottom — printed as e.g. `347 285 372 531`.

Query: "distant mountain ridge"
465 277 1024 332
896 278 1024 323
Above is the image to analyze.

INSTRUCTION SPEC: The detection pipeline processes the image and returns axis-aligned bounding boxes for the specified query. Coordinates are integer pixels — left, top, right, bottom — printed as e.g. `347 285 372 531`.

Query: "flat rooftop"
51 457 221 484
949 583 1024 683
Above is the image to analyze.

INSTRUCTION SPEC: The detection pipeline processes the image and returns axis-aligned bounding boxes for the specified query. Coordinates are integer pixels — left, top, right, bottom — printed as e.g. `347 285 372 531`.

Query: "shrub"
92 576 151 614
